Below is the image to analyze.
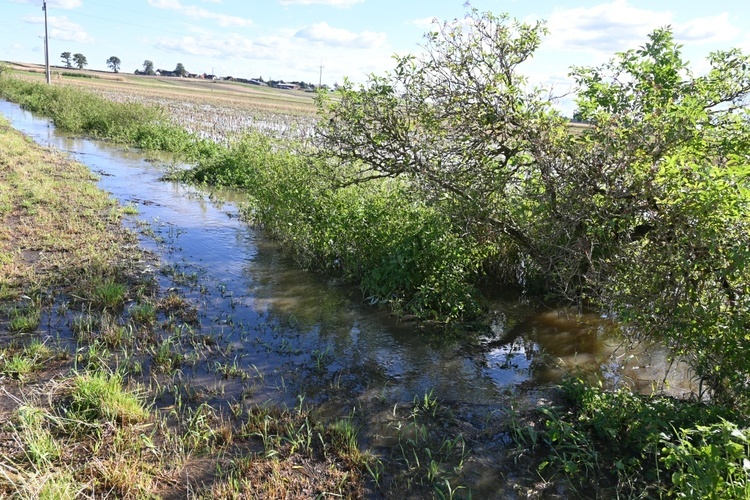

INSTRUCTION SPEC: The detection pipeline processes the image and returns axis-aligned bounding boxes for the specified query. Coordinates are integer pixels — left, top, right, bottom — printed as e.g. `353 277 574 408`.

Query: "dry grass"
0 116 141 299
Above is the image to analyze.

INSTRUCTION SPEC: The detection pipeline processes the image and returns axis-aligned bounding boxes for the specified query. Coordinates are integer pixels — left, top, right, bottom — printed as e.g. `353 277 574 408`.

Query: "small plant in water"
92 279 128 309
8 305 41 333
70 370 148 424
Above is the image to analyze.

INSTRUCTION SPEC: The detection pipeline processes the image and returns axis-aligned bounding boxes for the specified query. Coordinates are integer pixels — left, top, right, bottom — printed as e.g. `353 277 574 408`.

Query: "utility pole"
318 60 323 89
43 0 51 84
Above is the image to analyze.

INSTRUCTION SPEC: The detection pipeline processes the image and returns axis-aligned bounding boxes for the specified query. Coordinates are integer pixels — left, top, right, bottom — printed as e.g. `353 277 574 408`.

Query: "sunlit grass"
70 370 149 424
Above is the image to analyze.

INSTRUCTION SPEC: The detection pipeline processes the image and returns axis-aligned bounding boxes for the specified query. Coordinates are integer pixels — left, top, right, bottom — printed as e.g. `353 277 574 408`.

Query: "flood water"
0 100 696 494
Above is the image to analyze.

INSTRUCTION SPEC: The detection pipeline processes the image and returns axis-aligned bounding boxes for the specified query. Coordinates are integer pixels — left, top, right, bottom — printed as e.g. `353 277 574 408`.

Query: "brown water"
0 100 696 496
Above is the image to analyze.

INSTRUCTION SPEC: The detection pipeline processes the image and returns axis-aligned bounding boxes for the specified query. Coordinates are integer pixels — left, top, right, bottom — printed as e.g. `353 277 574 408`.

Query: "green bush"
182 134 490 321
525 378 748 497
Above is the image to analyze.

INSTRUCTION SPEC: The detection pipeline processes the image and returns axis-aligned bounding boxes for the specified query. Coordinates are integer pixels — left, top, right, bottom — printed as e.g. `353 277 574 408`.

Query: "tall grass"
0 76 218 158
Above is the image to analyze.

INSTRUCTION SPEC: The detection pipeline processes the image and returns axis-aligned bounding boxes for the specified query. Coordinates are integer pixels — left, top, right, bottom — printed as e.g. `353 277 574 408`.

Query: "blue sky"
2 0 749 103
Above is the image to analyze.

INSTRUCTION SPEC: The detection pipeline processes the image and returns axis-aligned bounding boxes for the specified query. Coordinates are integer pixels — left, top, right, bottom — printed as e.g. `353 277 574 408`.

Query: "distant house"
276 83 298 90
155 69 177 77
248 79 267 86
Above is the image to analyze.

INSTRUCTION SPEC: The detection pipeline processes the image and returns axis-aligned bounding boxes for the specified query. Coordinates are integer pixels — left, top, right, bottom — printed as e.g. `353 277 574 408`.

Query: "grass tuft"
69 371 149 424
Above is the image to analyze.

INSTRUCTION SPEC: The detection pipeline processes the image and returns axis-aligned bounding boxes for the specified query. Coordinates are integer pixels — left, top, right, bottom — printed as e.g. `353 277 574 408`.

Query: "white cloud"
546 0 671 54
23 15 94 43
149 30 393 83
546 0 741 55
147 0 252 27
408 17 437 27
10 0 82 8
674 13 740 44
295 22 386 49
278 0 363 6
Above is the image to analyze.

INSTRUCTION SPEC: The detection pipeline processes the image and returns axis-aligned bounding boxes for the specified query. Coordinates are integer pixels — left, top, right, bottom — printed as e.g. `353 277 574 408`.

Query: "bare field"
6 62 316 115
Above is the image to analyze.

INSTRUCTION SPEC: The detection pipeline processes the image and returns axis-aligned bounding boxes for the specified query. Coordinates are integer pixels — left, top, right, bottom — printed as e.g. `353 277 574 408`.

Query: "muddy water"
0 100 695 493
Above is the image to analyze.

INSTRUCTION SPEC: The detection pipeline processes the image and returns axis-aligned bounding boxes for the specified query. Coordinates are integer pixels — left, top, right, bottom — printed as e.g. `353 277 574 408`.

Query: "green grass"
0 340 54 379
91 278 128 309
69 371 149 424
8 305 41 333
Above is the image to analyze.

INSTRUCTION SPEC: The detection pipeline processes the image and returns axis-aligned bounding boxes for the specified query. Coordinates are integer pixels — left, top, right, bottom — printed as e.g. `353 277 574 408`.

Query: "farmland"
3 15 750 496
4 61 319 142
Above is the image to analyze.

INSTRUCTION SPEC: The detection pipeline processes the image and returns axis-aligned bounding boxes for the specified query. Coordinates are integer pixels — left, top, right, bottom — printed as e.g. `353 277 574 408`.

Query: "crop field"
5 61 320 142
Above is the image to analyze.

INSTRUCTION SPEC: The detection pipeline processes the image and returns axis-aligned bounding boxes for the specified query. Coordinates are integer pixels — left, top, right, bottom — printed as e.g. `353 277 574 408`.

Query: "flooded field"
0 99 695 496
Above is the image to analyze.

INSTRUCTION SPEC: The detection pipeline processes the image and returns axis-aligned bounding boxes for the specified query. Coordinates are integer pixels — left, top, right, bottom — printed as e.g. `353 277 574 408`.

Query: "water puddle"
0 100 695 495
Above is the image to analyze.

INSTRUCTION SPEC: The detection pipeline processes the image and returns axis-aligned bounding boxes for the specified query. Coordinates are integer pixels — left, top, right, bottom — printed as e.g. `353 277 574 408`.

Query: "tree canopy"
142 60 155 76
60 52 72 68
317 9 750 409
106 56 121 73
72 53 87 70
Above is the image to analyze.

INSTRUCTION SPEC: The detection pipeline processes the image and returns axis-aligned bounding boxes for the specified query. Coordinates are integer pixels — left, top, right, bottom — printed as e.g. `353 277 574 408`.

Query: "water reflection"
0 100 694 410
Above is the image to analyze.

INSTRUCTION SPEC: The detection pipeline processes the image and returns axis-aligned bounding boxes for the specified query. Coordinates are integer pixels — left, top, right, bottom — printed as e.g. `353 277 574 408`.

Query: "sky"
1 0 749 112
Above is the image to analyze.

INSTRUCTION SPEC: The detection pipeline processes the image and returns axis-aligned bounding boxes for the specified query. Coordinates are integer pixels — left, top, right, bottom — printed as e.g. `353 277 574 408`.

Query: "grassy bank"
178 134 495 322
0 115 378 498
0 74 219 158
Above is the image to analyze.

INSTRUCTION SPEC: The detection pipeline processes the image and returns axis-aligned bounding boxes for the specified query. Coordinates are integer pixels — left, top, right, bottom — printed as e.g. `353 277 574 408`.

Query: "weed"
519 377 745 497
16 405 61 466
91 278 128 309
150 336 183 374
8 305 41 333
69 370 149 424
121 203 139 215
128 301 156 325
0 340 54 380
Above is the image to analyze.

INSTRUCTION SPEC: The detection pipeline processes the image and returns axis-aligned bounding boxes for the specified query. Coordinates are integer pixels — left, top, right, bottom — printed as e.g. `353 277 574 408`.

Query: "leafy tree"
72 53 87 69
568 29 750 409
60 51 72 68
318 10 750 409
174 62 187 77
142 60 155 76
106 56 121 73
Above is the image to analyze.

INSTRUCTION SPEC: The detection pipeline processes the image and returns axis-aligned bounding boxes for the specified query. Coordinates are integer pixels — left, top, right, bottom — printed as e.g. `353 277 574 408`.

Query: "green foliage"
318 10 750 407
663 421 750 499
142 60 155 76
72 53 87 70
181 134 488 321
525 378 747 497
106 56 121 73
69 371 148 424
60 52 72 69
568 29 750 409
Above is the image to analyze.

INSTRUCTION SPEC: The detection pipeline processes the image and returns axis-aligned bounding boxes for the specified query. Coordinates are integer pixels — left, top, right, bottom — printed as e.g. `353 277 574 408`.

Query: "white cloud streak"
295 22 386 49
278 0 363 6
24 15 94 43
147 0 252 27
10 0 82 8
546 0 740 55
